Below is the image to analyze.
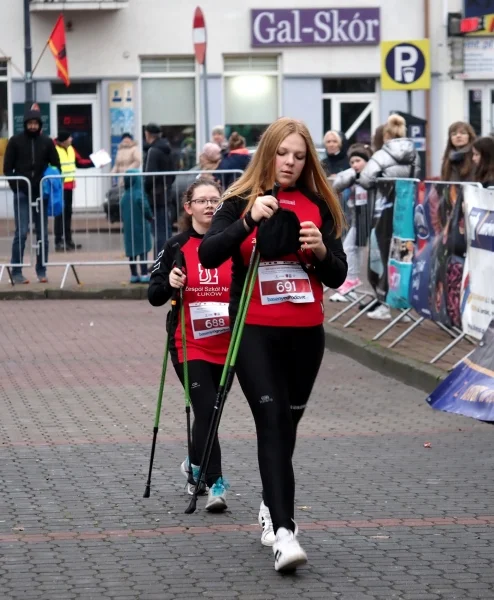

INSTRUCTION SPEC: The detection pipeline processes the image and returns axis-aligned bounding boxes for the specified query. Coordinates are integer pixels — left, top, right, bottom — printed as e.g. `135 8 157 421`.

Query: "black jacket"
216 151 251 189
3 110 61 195
320 152 350 177
144 138 176 208
199 188 347 319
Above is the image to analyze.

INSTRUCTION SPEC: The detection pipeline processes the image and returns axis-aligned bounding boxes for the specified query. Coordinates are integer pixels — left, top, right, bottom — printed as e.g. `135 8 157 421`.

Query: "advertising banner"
427 320 494 422
461 186 494 340
386 179 417 309
109 82 135 166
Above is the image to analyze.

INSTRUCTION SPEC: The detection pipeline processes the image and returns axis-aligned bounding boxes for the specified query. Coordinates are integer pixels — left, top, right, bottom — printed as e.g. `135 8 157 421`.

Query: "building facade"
0 0 493 193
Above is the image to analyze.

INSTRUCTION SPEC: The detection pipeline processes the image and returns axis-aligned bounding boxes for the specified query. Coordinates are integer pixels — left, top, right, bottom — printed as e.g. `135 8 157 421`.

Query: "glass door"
51 96 101 211
465 83 494 136
323 93 378 146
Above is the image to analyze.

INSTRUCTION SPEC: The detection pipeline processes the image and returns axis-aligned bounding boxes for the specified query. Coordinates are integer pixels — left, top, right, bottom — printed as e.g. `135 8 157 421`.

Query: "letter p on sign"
381 39 430 91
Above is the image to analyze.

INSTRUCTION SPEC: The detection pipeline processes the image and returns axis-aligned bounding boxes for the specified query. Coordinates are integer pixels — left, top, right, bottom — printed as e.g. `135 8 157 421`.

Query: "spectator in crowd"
359 113 420 321
440 121 476 182
111 133 141 184
3 109 61 284
330 143 373 301
472 136 494 188
143 123 176 255
54 130 94 252
372 124 385 152
120 168 153 284
320 130 349 178
211 125 229 157
217 132 251 189
199 142 222 176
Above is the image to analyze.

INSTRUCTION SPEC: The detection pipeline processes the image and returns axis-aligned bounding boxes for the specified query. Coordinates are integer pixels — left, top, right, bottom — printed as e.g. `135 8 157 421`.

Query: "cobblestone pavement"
1 301 493 600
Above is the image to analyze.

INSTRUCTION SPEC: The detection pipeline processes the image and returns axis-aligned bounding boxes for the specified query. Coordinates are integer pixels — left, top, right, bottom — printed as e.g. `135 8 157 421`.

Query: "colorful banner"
367 180 395 303
386 179 417 309
48 15 70 87
109 82 135 165
410 183 467 328
461 186 494 341
427 320 494 422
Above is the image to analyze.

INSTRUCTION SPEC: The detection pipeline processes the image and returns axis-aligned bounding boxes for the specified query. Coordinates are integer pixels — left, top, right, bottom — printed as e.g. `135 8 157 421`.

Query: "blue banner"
428 320 494 421
386 179 416 309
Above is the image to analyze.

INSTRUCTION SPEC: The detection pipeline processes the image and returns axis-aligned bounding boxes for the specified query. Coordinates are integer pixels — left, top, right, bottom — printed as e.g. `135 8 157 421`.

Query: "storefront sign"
251 8 380 47
462 38 494 78
108 82 135 165
464 0 494 18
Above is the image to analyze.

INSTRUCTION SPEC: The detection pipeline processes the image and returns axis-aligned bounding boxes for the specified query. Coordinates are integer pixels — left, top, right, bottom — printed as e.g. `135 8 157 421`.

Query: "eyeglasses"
189 197 221 206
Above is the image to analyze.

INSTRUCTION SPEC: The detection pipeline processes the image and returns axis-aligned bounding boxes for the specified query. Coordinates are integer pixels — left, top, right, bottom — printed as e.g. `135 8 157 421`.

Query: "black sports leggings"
174 360 223 487
235 324 325 533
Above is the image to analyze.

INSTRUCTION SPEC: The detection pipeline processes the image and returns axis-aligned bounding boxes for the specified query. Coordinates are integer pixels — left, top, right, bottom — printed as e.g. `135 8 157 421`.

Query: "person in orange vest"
54 130 93 252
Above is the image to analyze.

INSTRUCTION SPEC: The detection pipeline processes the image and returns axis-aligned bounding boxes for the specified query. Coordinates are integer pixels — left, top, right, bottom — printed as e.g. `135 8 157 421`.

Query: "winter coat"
120 169 153 258
332 167 369 247
144 138 176 209
217 149 251 189
112 141 141 182
3 110 61 195
321 152 350 177
42 165 63 217
359 138 420 189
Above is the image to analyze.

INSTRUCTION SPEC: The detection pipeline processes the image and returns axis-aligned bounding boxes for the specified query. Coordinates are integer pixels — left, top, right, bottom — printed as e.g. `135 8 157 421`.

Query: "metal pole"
203 60 210 146
23 0 34 107
407 90 413 115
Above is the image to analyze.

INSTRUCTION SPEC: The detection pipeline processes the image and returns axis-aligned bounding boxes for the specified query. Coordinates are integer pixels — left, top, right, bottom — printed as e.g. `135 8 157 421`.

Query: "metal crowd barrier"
331 178 482 366
38 169 242 288
0 177 34 286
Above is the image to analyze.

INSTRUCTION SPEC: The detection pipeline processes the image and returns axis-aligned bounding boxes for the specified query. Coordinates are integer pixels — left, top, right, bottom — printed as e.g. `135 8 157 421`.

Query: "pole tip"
143 486 151 499
184 497 197 514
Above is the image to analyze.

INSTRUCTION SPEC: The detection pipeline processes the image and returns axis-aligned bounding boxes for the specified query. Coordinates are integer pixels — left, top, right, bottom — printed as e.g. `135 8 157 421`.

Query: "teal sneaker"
140 274 150 283
180 458 206 496
205 477 228 512
130 275 140 284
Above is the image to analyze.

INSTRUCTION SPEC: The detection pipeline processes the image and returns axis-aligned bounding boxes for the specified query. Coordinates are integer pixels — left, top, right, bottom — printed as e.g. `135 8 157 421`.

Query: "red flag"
48 15 70 87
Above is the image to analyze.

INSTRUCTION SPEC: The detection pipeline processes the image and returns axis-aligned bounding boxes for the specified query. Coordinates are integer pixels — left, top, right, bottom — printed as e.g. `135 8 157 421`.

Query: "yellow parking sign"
381 40 431 90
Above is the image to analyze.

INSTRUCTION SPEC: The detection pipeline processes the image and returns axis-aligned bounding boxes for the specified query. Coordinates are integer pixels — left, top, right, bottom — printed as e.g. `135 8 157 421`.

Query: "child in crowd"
120 168 153 283
330 143 373 301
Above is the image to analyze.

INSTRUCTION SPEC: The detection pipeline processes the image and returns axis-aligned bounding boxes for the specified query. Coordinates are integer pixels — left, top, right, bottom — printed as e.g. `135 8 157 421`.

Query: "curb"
323 324 445 394
0 287 148 300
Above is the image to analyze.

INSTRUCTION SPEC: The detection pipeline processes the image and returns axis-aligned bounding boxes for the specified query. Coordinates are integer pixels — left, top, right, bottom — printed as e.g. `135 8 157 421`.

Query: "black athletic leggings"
174 360 223 487
235 324 325 533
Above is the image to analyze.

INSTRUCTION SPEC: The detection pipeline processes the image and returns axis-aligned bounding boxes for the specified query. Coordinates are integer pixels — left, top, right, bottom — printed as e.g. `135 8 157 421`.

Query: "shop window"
140 57 196 170
468 89 483 136
323 78 375 94
224 55 279 147
0 60 10 176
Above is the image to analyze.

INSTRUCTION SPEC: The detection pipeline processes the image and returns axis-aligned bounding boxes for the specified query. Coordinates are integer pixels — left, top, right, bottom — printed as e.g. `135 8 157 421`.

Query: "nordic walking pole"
185 183 280 514
177 252 196 488
143 300 174 498
143 243 181 498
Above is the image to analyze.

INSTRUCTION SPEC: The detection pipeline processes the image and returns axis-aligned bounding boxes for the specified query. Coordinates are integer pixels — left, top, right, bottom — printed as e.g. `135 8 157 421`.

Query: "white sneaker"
180 458 206 496
367 305 391 320
273 527 307 572
329 292 348 303
205 477 228 512
258 501 276 546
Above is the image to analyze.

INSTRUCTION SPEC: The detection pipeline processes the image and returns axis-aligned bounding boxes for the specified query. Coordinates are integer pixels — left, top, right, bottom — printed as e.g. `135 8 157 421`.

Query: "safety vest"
56 145 76 183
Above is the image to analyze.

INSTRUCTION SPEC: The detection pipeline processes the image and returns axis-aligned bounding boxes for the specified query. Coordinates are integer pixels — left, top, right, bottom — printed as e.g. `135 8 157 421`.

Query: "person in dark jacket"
3 109 61 284
216 132 251 189
143 123 176 256
472 136 494 188
320 130 349 178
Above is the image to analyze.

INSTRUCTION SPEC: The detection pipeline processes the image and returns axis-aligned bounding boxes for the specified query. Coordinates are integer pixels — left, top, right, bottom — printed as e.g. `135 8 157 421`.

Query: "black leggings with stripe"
235 324 325 533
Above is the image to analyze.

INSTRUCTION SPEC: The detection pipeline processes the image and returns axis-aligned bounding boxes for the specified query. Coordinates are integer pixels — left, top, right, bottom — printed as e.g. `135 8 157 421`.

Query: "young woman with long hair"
472 136 494 188
148 178 232 512
199 117 347 572
440 121 477 182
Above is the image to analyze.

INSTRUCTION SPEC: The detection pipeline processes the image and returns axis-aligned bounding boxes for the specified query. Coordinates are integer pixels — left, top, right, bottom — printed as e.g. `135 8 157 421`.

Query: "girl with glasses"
148 178 231 512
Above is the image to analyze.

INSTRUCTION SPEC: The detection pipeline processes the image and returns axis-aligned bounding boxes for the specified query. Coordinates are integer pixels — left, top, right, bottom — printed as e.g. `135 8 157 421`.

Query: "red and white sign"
258 261 314 305
193 6 207 65
190 302 229 339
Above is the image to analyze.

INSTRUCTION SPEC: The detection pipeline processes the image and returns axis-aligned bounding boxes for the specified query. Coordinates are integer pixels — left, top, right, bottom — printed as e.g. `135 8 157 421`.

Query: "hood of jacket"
118 139 138 150
23 110 43 137
150 137 171 155
123 168 142 190
382 138 416 165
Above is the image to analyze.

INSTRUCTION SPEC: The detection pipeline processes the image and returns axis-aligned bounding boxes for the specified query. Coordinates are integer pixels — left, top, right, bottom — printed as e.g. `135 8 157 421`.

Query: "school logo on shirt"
198 263 219 285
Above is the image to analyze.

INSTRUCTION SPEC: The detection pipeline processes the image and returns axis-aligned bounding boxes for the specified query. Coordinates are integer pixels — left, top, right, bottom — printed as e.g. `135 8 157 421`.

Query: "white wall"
283 77 323 144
